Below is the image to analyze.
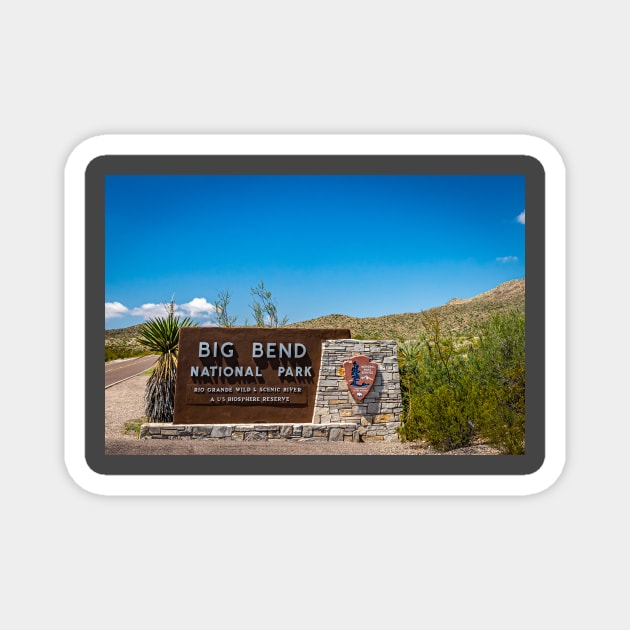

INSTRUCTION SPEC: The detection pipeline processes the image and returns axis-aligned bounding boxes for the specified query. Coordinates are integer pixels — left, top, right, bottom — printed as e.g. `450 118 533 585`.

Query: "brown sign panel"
343 355 378 401
173 327 351 424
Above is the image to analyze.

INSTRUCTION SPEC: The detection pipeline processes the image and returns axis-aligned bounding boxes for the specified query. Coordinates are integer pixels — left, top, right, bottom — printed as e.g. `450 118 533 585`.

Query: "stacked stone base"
139 421 401 443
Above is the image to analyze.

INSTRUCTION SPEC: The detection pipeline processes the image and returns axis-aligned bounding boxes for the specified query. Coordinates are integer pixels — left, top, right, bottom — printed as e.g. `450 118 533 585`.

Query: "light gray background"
1 1 625 628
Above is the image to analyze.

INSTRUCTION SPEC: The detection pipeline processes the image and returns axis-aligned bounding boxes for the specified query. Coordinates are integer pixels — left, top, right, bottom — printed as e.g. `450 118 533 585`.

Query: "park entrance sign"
173 327 351 424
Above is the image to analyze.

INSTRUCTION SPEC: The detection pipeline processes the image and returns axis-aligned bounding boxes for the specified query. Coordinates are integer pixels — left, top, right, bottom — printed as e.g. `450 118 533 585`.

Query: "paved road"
105 355 158 388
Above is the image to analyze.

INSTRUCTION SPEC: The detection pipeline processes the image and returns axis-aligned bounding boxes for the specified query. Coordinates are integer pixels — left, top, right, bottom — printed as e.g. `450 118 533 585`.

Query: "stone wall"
139 422 365 442
311 339 402 440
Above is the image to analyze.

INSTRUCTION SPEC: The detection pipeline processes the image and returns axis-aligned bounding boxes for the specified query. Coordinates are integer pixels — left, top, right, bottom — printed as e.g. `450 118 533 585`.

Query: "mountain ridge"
105 278 524 348
286 278 524 340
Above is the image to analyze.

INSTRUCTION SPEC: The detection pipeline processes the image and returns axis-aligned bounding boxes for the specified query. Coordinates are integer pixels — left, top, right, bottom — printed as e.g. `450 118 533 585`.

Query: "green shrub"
105 345 145 362
404 382 479 450
123 419 145 438
398 314 477 451
470 311 525 454
398 310 525 454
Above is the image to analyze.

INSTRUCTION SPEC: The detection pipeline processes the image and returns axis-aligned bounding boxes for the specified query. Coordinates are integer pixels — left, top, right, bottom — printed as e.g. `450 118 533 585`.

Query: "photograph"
100 161 534 472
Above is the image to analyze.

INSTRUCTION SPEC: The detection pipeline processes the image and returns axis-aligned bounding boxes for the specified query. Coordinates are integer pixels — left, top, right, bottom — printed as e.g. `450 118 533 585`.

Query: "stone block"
244 431 267 441
315 379 332 387
374 413 394 424
211 425 233 438
328 427 342 441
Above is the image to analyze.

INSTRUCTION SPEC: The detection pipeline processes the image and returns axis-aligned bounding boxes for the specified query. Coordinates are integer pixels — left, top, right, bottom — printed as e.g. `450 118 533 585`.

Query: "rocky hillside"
105 323 145 353
286 278 525 340
105 278 525 348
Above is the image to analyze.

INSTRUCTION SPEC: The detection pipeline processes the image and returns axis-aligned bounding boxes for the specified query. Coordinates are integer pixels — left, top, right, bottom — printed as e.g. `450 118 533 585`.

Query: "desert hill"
286 278 524 340
105 278 525 354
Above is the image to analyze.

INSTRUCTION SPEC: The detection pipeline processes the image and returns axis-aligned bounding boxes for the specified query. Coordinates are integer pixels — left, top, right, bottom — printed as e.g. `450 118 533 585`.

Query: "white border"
64 134 565 496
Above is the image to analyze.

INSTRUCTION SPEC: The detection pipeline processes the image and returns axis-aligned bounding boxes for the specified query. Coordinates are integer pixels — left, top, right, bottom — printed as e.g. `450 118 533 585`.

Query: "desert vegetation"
105 324 146 361
398 310 525 454
106 278 525 355
107 280 526 448
289 279 524 340
137 301 195 423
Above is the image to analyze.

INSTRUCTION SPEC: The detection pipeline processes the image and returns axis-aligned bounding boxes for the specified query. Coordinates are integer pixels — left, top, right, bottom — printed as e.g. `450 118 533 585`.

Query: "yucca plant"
137 301 195 423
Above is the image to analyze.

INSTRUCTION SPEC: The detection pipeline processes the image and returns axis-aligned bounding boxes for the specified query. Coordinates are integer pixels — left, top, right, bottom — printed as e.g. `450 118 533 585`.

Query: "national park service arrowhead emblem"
343 355 377 401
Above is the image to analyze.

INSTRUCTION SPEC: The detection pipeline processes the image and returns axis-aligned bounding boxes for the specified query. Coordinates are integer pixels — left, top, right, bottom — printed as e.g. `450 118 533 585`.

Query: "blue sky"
105 174 525 329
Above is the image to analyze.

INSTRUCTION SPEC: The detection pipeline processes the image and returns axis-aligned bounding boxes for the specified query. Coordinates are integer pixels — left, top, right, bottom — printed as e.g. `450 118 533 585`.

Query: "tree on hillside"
137 300 195 423
249 280 288 327
214 289 238 327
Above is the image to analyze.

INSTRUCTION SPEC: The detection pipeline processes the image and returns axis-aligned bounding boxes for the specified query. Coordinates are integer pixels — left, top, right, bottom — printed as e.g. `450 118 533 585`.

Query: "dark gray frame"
87 155 544 476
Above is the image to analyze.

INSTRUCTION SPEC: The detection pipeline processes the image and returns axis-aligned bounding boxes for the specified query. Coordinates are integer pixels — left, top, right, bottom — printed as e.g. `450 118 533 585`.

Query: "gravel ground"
104 373 501 456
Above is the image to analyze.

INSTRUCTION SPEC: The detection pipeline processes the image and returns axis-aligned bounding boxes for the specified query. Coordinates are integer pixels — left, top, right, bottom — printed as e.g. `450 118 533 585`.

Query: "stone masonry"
140 339 403 442
311 339 402 441
139 422 363 442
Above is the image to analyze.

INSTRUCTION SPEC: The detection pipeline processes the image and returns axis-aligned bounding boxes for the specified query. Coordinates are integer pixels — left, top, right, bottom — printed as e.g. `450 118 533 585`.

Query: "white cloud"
129 303 170 319
496 256 518 263
105 302 129 319
516 210 525 224
106 297 217 322
178 297 216 319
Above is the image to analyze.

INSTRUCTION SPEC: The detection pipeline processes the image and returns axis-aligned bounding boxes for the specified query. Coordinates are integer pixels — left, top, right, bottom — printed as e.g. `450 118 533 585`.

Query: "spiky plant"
137 302 195 423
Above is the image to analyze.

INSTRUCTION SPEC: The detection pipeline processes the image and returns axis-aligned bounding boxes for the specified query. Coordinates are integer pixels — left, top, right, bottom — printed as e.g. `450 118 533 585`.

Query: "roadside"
105 354 158 388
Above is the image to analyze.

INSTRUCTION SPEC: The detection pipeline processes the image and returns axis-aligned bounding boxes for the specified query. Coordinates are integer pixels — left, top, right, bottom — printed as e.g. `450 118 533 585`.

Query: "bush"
105 345 145 362
404 383 479 450
470 311 525 454
398 314 477 450
398 310 525 454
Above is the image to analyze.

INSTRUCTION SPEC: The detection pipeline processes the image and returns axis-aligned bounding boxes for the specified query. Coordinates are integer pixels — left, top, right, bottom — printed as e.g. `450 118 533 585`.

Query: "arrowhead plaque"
343 355 378 401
